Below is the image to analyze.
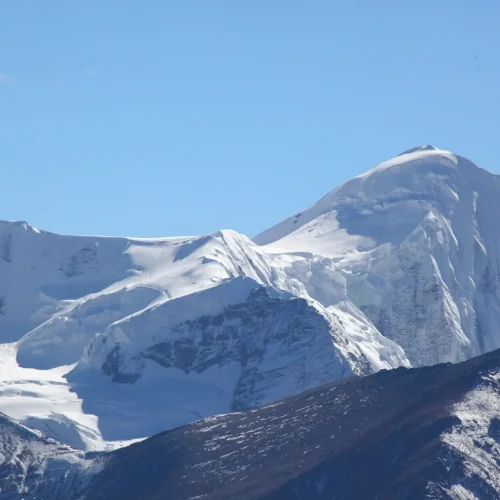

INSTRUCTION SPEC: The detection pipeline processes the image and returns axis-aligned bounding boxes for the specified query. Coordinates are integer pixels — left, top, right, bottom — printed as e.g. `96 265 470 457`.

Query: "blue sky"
1 1 499 238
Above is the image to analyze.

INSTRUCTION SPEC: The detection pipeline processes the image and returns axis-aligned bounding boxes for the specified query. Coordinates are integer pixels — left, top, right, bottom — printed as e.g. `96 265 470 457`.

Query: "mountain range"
1 145 500 498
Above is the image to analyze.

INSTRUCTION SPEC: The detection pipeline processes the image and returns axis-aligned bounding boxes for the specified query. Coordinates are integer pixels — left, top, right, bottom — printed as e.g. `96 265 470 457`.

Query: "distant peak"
0 220 40 233
398 145 441 156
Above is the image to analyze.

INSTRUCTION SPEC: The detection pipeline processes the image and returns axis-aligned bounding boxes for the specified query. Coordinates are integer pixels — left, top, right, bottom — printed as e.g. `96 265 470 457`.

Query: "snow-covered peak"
253 147 498 254
355 145 456 180
254 147 500 369
398 144 441 155
0 219 41 234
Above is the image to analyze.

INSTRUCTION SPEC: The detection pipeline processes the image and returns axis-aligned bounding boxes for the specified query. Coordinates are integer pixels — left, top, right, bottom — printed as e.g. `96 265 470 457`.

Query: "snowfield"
1 145 500 453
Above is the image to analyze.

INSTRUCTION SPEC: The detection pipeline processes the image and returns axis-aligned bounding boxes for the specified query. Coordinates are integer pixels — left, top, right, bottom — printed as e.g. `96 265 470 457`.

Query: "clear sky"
1 1 499 238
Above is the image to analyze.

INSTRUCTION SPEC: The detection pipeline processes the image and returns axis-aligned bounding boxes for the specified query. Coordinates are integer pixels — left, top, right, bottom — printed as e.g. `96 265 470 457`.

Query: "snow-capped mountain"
256 145 500 366
5 347 500 499
1 145 500 453
0 221 405 451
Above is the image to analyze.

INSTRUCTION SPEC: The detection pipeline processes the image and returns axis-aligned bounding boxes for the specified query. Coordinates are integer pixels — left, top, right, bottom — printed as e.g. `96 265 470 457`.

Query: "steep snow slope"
12 347 500 500
256 146 500 367
0 221 406 450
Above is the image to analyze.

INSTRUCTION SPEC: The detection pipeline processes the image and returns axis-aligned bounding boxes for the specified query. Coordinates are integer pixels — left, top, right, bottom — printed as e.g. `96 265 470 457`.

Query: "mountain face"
1 145 500 453
5 348 500 499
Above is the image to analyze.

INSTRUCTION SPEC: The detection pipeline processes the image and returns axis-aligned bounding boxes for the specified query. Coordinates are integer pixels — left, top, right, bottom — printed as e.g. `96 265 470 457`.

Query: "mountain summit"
254 145 497 252
1 147 500 453
398 144 441 155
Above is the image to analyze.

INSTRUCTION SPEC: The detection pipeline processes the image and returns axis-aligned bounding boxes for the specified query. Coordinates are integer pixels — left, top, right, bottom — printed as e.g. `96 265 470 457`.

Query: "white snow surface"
1 145 499 452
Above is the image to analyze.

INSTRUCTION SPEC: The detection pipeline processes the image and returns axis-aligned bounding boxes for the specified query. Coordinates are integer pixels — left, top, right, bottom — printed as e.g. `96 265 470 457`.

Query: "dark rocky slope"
84 349 500 500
